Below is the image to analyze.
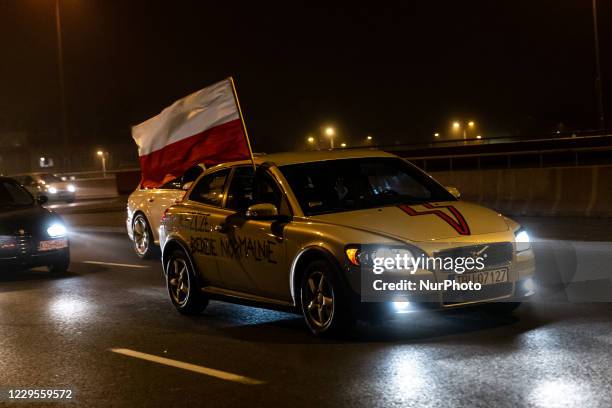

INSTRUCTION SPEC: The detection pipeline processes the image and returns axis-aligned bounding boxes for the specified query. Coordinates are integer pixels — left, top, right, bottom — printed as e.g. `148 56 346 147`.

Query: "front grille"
17 235 34 255
433 242 513 271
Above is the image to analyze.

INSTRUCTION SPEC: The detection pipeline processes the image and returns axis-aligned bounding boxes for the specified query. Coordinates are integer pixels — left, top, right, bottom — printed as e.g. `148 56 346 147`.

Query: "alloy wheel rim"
304 271 334 328
133 217 149 255
168 258 189 306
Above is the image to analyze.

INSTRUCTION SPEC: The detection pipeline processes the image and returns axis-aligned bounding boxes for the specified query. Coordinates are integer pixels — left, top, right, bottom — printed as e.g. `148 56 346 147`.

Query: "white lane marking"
83 261 150 269
110 348 265 385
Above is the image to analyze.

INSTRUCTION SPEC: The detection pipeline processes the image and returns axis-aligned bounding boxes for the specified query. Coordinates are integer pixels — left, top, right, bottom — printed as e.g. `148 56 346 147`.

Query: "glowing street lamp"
324 126 335 149
452 121 476 143
306 136 317 150
434 132 440 138
97 150 107 177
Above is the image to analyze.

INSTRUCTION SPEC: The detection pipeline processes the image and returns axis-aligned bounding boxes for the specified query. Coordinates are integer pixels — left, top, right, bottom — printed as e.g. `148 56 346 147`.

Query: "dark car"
0 177 70 273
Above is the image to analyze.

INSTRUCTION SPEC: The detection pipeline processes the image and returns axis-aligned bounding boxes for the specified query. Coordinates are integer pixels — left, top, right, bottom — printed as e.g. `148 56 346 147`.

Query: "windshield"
279 157 455 216
41 174 62 184
0 180 35 208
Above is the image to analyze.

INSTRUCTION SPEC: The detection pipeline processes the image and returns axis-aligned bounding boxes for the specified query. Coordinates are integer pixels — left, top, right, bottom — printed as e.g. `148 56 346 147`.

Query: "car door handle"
214 223 237 233
213 224 228 233
147 198 155 203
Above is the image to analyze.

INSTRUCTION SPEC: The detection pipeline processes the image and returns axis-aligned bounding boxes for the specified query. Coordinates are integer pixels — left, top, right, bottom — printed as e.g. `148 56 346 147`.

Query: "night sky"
0 0 610 152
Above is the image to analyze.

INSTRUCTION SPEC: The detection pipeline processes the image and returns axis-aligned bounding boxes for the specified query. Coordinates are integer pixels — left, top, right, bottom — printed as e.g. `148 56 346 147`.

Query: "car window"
253 171 291 216
189 169 230 206
15 175 34 186
41 174 61 184
160 177 182 189
0 180 35 207
23 176 34 186
280 157 454 216
225 167 291 216
225 166 255 211
160 166 204 190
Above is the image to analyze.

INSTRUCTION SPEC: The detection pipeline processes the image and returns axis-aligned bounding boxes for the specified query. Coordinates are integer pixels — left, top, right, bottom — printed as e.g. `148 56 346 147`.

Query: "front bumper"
0 247 70 271
345 246 536 316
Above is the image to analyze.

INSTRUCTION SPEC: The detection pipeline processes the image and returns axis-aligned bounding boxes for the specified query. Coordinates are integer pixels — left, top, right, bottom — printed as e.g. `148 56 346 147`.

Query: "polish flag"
132 78 252 188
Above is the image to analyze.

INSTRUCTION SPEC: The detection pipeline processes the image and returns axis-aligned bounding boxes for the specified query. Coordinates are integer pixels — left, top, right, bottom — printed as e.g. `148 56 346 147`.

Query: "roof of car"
209 149 399 170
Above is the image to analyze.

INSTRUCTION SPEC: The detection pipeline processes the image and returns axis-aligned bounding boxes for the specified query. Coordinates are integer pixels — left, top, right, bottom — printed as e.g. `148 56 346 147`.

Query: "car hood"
310 201 509 242
0 205 60 236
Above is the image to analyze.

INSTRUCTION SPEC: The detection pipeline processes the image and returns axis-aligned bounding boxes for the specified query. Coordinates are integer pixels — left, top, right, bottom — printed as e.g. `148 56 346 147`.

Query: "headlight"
48 187 58 194
47 223 67 238
345 245 416 272
67 184 76 193
515 229 531 252
522 277 536 294
392 301 412 312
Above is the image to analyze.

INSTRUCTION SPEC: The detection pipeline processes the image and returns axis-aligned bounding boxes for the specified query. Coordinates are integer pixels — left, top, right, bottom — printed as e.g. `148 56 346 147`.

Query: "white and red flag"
132 78 252 188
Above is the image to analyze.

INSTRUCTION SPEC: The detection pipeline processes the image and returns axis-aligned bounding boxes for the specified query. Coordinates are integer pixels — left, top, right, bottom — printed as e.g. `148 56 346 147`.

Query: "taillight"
161 208 170 224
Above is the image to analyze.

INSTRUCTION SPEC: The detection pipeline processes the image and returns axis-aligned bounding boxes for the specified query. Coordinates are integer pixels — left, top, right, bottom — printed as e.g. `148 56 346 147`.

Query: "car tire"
165 249 208 315
49 250 70 274
300 259 355 337
483 301 522 314
132 214 155 259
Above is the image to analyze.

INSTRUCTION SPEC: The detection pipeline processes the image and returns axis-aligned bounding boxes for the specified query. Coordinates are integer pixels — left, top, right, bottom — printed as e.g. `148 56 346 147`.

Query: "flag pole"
228 76 257 172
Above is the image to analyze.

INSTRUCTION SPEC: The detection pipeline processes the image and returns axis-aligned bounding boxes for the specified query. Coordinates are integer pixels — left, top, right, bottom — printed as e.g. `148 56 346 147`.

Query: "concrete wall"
69 170 141 199
72 177 119 199
68 165 612 218
430 165 612 217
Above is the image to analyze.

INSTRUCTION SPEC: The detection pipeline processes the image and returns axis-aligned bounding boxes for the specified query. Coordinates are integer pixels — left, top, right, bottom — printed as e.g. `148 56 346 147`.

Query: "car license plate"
38 239 68 252
455 268 508 286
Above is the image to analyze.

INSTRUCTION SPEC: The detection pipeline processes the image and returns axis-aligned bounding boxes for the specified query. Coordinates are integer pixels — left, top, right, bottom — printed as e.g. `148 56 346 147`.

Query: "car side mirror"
245 203 278 219
182 181 194 191
37 195 49 205
446 186 461 199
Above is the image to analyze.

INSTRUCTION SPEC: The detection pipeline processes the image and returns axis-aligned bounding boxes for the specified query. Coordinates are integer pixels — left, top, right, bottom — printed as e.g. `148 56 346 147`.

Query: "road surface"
1 199 611 407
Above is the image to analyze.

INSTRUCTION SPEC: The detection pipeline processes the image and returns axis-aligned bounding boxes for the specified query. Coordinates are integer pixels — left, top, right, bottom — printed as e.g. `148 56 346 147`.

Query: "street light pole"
97 151 107 177
592 0 606 132
324 127 335 149
453 121 475 145
55 0 69 169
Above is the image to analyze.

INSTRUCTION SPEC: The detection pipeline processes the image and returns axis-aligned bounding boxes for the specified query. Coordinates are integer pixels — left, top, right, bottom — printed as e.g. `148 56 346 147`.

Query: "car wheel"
483 301 522 314
300 259 355 337
133 214 155 259
49 250 70 274
166 249 208 315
